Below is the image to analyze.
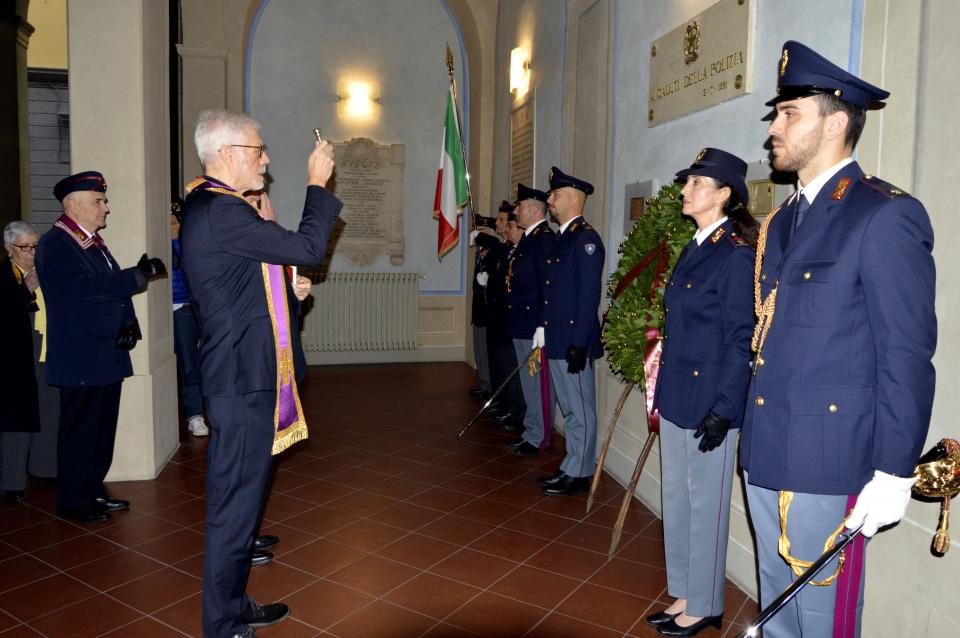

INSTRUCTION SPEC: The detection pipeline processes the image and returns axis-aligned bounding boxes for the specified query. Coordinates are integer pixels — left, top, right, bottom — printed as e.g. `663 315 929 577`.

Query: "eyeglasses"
223 144 266 158
13 243 38 252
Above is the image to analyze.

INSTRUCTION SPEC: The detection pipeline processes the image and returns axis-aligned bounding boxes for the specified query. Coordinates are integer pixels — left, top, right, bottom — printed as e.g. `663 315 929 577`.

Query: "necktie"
793 194 811 233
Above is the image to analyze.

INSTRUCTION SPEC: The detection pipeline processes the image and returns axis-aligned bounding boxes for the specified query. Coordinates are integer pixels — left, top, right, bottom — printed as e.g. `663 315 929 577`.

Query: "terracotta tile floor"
0 363 756 637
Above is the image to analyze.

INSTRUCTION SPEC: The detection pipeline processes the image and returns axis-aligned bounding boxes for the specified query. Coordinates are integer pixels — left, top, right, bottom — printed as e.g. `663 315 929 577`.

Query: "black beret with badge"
767 40 889 109
53 171 107 203
547 166 594 196
498 199 516 213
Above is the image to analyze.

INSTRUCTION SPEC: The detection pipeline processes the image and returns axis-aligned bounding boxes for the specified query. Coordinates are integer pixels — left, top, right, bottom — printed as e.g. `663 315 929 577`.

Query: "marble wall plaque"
647 0 756 127
510 99 534 195
331 137 405 266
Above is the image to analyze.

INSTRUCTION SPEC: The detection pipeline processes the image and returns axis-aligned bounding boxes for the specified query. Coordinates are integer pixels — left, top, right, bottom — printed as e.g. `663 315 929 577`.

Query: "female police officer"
647 148 757 636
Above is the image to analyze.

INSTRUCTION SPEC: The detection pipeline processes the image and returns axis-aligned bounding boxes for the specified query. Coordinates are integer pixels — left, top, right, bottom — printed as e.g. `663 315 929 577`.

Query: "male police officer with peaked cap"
503 183 556 458
36 171 166 523
535 167 605 496
741 41 936 637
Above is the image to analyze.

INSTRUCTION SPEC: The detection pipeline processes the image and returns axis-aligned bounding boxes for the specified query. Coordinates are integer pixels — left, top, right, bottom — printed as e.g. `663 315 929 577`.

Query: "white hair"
194 110 261 166
4 220 38 245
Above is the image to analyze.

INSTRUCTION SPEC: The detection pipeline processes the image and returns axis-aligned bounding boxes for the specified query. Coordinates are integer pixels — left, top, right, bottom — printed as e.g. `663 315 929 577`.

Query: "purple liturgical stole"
186 176 308 455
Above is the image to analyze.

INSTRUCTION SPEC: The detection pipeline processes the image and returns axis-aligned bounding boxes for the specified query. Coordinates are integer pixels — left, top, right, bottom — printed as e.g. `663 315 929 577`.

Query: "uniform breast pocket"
783 260 839 327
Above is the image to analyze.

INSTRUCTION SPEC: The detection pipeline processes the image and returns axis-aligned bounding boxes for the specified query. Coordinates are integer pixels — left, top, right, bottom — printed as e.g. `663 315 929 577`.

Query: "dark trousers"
173 304 204 418
488 338 526 416
57 382 122 511
202 390 276 638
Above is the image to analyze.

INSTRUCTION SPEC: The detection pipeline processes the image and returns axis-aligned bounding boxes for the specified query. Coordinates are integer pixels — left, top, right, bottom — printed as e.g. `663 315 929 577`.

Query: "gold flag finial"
445 43 455 84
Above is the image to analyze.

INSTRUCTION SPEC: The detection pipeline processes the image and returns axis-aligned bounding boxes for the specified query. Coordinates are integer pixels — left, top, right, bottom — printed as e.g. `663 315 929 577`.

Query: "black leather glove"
137 253 167 280
693 410 732 453
565 346 587 374
116 323 142 351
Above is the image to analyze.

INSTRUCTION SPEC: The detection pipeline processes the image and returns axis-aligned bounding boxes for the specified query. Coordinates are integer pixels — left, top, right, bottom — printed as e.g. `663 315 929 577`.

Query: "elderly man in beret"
36 171 167 524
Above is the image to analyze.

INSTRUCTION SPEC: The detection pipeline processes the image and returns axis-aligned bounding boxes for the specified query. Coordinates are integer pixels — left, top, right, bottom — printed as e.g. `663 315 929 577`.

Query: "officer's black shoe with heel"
536 470 566 487
645 610 679 626
655 614 722 636
543 474 590 496
241 601 289 628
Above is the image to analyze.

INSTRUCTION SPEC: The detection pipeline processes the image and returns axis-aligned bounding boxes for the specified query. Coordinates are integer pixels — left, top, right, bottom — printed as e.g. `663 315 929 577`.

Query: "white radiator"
301 272 420 352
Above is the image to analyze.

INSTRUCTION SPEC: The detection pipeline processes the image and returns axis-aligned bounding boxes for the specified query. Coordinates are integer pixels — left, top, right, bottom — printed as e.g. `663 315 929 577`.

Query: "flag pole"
446 43 475 233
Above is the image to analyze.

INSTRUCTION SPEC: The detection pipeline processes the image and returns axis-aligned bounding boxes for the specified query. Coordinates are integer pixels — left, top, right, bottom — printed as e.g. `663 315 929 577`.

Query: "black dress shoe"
656 615 722 636
254 534 279 551
250 550 274 567
241 601 289 628
486 404 507 417
501 419 523 433
94 497 130 512
503 438 525 450
536 470 566 487
513 442 541 458
4 490 25 503
57 507 110 523
469 388 490 400
646 610 679 626
543 474 591 496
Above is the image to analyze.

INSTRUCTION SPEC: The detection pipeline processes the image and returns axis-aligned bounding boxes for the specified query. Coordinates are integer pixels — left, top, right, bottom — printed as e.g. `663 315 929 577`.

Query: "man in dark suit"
536 168 605 495
36 171 166 523
503 184 556 457
741 41 936 637
180 110 339 638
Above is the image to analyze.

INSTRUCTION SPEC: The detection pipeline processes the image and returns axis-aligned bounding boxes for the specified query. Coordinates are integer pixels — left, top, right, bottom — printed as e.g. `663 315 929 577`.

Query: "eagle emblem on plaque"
683 20 701 65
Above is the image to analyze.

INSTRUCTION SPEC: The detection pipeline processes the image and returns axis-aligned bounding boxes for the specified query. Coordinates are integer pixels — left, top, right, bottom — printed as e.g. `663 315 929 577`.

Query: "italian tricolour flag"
433 86 469 261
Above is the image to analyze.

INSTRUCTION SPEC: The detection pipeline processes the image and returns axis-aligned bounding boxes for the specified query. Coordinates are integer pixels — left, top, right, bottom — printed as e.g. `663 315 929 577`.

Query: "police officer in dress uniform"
504 184 557 458
536 167 605 495
646 149 757 636
740 41 936 638
180 110 340 638
468 209 501 401
36 172 167 523
474 203 527 432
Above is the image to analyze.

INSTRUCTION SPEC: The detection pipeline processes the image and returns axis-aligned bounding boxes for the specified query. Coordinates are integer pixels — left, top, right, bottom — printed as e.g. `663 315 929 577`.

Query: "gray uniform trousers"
660 417 737 617
513 338 554 447
548 359 596 478
472 325 491 392
745 476 865 638
1 332 59 491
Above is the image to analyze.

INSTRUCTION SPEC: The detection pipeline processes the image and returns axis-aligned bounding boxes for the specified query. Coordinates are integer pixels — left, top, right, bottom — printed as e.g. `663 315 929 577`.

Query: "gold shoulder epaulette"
860 174 908 198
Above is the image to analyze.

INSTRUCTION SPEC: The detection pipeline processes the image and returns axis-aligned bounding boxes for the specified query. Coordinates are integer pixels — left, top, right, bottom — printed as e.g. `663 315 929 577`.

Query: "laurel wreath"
602 183 694 382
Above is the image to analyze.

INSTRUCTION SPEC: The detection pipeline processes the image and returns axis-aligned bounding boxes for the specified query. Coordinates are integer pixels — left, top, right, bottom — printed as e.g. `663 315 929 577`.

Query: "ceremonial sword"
736 524 863 638
457 348 539 440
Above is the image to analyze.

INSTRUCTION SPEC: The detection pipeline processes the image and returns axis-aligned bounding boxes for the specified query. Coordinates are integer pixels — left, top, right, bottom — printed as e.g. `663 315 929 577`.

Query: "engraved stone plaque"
648 0 756 127
510 99 534 194
330 137 405 266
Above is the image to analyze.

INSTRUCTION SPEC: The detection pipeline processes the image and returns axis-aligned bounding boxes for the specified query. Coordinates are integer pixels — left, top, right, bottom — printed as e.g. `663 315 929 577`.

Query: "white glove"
476 272 489 287
532 326 545 349
844 469 917 537
469 229 480 246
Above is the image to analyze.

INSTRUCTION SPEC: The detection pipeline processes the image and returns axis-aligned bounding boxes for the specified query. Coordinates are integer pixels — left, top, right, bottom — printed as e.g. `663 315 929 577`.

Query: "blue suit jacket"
36 219 144 387
506 220 556 340
653 220 755 429
542 216 605 360
740 162 937 495
180 184 340 397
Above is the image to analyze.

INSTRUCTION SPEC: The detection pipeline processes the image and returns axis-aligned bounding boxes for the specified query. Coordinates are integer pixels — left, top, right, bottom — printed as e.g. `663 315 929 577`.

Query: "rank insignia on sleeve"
710 227 726 243
584 243 596 255
832 177 852 200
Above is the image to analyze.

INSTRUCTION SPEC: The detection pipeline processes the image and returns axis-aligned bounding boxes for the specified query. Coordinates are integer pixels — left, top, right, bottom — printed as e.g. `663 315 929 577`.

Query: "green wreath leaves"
602 183 694 382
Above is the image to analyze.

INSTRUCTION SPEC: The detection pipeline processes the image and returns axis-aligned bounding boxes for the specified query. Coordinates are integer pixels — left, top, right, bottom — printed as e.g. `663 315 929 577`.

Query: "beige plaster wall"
26 0 67 69
68 0 178 480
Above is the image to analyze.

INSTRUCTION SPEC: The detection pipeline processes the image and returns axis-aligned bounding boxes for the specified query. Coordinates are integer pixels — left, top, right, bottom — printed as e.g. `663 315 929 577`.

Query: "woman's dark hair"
713 179 759 249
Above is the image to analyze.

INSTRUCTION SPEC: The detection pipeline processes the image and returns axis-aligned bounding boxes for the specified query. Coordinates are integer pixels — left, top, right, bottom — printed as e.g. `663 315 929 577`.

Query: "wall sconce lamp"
337 80 381 121
510 46 531 95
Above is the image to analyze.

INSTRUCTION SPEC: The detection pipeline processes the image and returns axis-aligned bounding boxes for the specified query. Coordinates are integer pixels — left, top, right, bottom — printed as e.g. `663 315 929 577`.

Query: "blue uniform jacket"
36 219 145 387
652 220 755 429
506 220 556 340
740 162 936 495
541 216 605 360
180 184 341 397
